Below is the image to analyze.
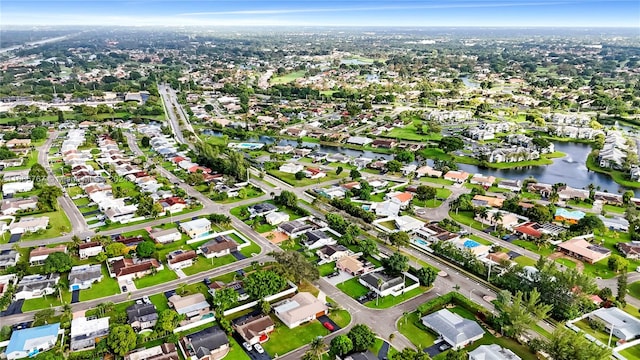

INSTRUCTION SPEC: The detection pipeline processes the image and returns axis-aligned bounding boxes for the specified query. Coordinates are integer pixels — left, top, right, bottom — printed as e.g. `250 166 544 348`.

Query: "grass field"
267 169 347 187
420 177 454 186
20 210 72 241
134 268 178 289
383 122 442 142
365 286 427 309
397 311 437 348
79 265 120 301
270 70 306 85
336 278 370 299
513 256 537 267
629 282 640 300
182 255 237 276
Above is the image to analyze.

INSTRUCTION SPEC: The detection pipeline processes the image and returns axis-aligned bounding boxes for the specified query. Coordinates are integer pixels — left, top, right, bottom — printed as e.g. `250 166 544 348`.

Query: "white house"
3 181 34 196
265 211 290 225
279 163 304 174
166 250 197 270
0 197 38 215
14 274 60 300
70 317 110 352
78 242 103 259
588 307 640 341
359 271 405 297
301 230 336 250
179 218 212 239
148 227 182 244
10 216 49 234
273 292 328 329
469 345 521 360
68 264 103 291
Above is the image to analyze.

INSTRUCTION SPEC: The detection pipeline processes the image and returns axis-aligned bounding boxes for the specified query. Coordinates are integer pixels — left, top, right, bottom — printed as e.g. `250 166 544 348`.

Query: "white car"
242 342 252 351
254 344 264 354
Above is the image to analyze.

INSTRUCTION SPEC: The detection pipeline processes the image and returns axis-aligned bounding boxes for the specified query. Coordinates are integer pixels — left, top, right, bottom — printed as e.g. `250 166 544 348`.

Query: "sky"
1 0 639 28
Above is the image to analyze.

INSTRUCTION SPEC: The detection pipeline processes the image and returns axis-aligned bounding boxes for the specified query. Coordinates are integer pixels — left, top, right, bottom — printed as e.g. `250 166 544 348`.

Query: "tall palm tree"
549 191 560 204
491 211 504 227
477 207 489 229
309 337 327 360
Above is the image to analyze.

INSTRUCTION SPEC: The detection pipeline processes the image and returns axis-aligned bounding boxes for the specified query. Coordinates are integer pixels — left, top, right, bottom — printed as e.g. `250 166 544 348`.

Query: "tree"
395 151 415 163
309 337 327 360
608 254 629 274
392 348 431 360
388 231 410 249
336 166 343 175
107 325 137 356
440 136 465 153
416 185 437 204
260 299 271 314
527 204 552 223
185 172 204 186
106 242 128 257
444 349 467 360
347 324 376 352
382 252 409 277
38 185 62 210
211 287 239 312
358 238 378 257
494 289 552 338
415 267 438 287
57 110 64 123
570 214 605 234
244 270 286 299
95 252 107 262
43 252 73 273
618 271 628 305
623 190 634 205
543 327 612 360
329 335 353 357
350 169 362 180
156 309 181 332
269 251 319 284
386 160 402 173
33 308 55 326
136 241 156 258
31 127 48 141
295 171 306 180
274 190 297 208
141 136 151 148
29 163 48 185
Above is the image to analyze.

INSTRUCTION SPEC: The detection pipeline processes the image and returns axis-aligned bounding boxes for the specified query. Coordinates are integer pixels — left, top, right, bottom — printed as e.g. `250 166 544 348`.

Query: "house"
394 215 424 232
234 314 275 345
167 250 197 270
453 238 492 257
180 218 212 239
472 195 504 208
29 245 67 265
0 197 38 215
208 280 249 302
415 166 442 178
372 200 401 218
0 250 19 269
273 292 328 329
68 264 103 291
278 220 314 238
557 235 611 264
386 191 413 209
279 163 304 174
317 244 350 262
168 293 211 320
3 181 35 195
617 242 640 259
469 344 521 360
127 302 158 332
78 241 103 259
180 326 229 360
149 227 182 244
421 309 485 349
599 215 629 231
554 208 585 224
359 271 405 297
557 186 589 201
304 167 327 179
497 179 522 192
470 174 496 188
371 139 397 149
200 235 238 258
6 323 60 360
265 211 289 225
483 252 511 267
301 230 336 250
336 256 375 276
247 202 278 218
345 352 379 360
70 316 109 352
159 197 187 214
588 307 640 341
0 274 17 297
125 343 178 360
401 164 417 176
513 222 543 239
526 183 553 197
10 216 49 234
594 191 624 206
110 258 162 279
444 171 470 183
346 136 373 146
14 274 60 300
5 139 31 148
475 209 521 229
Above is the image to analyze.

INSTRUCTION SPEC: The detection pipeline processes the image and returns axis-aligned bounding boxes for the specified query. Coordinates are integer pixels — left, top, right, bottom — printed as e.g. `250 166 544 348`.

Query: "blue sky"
1 0 639 27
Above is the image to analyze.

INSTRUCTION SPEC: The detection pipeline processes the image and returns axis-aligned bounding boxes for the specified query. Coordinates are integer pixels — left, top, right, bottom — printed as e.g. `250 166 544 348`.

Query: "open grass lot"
397 311 437 348
5 150 39 170
337 278 370 299
149 293 170 312
20 210 72 241
134 268 178 289
420 177 454 186
556 258 577 268
239 240 261 257
620 346 640 360
270 70 306 85
449 211 486 231
513 256 537 267
79 265 120 301
267 169 347 187
567 199 594 209
182 254 237 276
383 122 442 142
365 286 427 309
511 239 555 257
604 204 626 214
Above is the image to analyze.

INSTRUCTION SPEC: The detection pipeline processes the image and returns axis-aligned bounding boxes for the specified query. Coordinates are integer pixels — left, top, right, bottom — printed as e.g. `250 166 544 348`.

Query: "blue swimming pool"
414 238 429 247
362 205 371 211
463 239 481 248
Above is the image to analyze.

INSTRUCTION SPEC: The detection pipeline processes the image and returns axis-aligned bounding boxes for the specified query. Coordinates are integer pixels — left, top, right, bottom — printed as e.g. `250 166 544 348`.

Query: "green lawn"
318 262 336 277
511 239 555 257
182 255 237 276
397 311 437 348
365 286 427 309
262 318 331 356
336 278 370 299
567 199 594 209
149 293 170 312
20 210 72 241
555 258 577 269
267 169 347 187
513 256 537 267
22 277 72 312
449 211 486 231
239 240 262 257
383 122 442 142
574 319 619 345
620 346 640 360
134 268 178 289
5 150 38 170
629 282 640 300
213 185 264 204
603 204 626 214
370 338 398 359
420 177 454 186
79 265 120 301
226 336 252 360
270 70 307 85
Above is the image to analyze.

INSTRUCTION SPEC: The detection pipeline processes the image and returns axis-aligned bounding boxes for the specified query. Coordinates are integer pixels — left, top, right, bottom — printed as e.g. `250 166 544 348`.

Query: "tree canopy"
107 325 137 356
244 270 286 299
269 250 319 284
43 252 73 273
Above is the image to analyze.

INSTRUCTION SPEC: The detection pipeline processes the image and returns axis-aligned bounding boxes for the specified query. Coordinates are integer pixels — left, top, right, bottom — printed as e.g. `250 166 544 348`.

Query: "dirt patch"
549 251 585 272
261 231 288 244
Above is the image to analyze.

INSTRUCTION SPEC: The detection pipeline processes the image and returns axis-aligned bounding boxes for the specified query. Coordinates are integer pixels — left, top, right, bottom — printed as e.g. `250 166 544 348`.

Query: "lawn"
213 185 264 204
511 239 555 257
555 258 577 269
420 177 454 186
270 70 307 85
365 286 427 309
5 150 38 170
318 262 336 277
134 268 178 289
449 211 486 231
383 122 442 142
22 276 72 312
397 311 437 348
20 210 72 241
239 240 261 257
567 199 593 209
79 265 120 302
513 256 537 267
149 293 170 312
629 282 640 300
336 278 370 299
226 336 251 360
182 255 237 276
370 338 398 359
620 346 640 360
603 204 626 214
574 319 618 345
267 169 347 187
262 318 331 356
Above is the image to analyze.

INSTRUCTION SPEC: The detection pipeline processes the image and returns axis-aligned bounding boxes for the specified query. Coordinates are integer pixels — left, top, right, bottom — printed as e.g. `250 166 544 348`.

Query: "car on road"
242 342 252 351
121 286 128 292
323 322 334 331
254 344 264 354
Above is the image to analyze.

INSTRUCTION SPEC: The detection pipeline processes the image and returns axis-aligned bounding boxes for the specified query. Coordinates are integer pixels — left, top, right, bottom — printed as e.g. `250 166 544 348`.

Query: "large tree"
156 309 181 332
329 335 353 358
274 190 297 208
439 136 465 153
43 252 73 273
388 231 410 249
347 324 376 352
415 267 438 287
211 287 239 312
392 348 431 360
29 163 48 186
105 242 128 257
107 325 137 356
543 327 612 360
494 289 552 338
244 270 286 299
269 250 319 284
38 185 62 210
136 241 156 258
382 252 409 276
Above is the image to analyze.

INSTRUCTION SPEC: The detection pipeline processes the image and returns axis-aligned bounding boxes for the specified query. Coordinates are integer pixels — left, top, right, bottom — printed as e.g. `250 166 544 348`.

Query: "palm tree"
491 211 504 227
308 337 327 360
449 197 461 215
549 191 559 204
477 207 489 229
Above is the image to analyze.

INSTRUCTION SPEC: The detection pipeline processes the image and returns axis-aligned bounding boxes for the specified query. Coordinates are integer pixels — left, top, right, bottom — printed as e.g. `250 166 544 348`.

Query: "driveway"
424 342 447 358
71 290 80 303
119 279 137 293
0 299 23 316
231 332 271 360
324 270 353 286
317 315 340 332
231 251 247 260
377 341 391 359
8 233 21 243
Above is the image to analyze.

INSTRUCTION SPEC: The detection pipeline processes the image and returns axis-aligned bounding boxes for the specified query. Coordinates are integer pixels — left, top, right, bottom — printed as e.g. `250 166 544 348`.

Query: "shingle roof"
421 309 485 347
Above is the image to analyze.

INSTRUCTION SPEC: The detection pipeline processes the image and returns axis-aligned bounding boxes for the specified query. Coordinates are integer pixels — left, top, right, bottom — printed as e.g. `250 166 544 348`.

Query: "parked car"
439 343 451 351
323 322 334 331
121 286 128 292
242 342 252 351
254 344 264 354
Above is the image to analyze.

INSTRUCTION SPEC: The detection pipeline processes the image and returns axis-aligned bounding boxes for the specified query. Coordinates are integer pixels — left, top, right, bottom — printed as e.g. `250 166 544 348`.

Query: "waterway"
202 130 638 195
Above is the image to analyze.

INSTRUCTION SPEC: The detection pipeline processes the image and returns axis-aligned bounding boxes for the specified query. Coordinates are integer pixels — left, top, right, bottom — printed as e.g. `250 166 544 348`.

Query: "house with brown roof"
336 255 375 276
371 139 397 149
78 241 103 259
199 235 238 258
526 183 553 197
617 242 640 260
472 195 504 208
470 174 497 188
29 245 67 265
558 235 611 264
109 257 162 280
5 139 31 148
166 250 197 270
234 315 275 345
444 170 470 183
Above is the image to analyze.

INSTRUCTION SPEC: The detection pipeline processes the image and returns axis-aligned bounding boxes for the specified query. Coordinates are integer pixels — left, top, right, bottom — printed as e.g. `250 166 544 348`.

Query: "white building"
2 181 34 196
179 218 212 239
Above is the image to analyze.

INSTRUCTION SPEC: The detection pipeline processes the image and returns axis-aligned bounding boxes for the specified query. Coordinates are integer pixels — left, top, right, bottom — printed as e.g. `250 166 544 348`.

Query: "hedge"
417 291 492 321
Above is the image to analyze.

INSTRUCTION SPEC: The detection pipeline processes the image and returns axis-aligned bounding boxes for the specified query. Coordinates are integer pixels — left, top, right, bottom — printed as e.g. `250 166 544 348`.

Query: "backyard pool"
362 205 371 211
463 239 481 248
413 238 429 247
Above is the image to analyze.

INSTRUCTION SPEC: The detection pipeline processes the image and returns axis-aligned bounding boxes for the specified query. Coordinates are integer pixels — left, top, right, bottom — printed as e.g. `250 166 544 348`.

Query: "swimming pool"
362 205 371 211
463 239 481 248
413 238 429 247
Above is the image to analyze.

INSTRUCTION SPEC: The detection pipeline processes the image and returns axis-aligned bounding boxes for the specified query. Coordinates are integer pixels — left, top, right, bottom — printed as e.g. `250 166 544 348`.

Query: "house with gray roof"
68 264 103 291
359 271 404 297
247 202 278 218
469 344 521 360
127 302 158 331
180 326 229 360
278 220 315 238
0 250 19 269
301 230 336 250
14 274 60 300
420 309 485 349
588 307 640 341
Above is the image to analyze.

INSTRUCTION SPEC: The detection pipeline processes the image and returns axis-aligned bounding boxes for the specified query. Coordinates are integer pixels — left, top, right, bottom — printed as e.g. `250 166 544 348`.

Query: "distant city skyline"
1 0 639 28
